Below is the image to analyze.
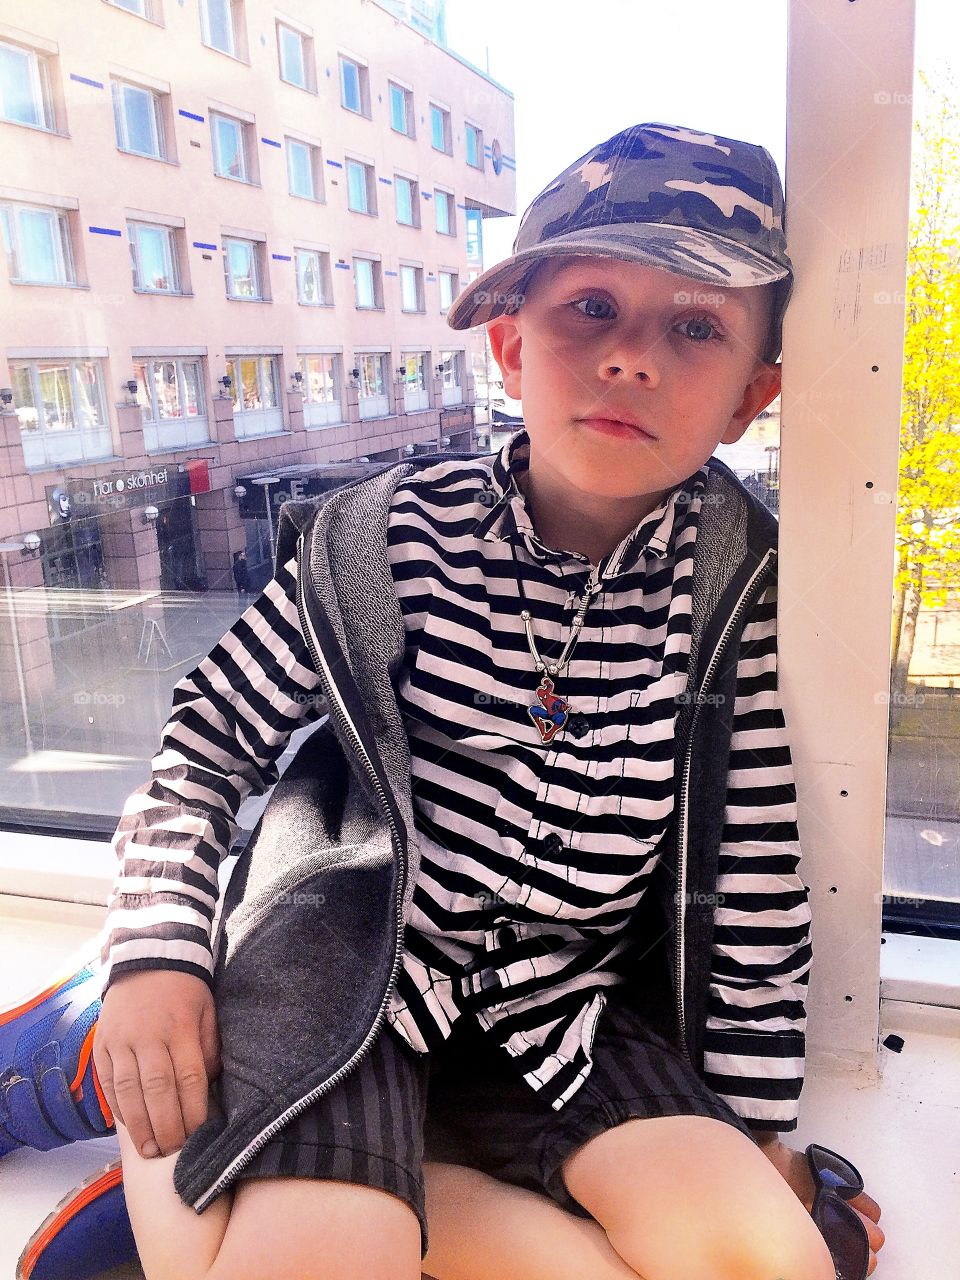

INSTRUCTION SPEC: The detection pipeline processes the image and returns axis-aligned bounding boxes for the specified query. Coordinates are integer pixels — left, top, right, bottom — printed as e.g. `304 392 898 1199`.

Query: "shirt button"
542 832 564 856
479 969 502 990
567 713 590 739
497 925 517 947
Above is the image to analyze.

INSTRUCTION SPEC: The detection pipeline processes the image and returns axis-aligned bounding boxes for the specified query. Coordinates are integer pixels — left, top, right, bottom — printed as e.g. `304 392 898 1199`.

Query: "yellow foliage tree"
891 68 960 716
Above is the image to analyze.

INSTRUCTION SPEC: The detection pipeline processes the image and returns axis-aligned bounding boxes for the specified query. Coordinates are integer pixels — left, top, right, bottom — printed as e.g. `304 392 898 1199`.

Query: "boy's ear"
486 316 523 401
719 360 782 445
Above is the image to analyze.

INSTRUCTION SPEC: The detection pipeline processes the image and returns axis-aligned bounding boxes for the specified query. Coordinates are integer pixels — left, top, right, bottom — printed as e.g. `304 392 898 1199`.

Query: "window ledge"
117 150 179 167
9 280 88 291
132 288 194 297
0 118 69 139
880 932 960 1008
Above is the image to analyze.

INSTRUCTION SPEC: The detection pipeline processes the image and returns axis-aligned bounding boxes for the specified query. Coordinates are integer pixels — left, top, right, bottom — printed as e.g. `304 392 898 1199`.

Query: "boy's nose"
598 352 660 386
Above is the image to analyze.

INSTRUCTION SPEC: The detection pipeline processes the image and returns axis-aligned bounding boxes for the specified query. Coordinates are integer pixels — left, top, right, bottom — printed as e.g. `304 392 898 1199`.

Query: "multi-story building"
0 0 515 662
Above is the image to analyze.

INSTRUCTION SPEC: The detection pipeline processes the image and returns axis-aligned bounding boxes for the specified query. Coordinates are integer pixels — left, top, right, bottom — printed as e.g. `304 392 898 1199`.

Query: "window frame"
0 38 58 132
111 78 167 160
435 188 455 236
429 102 451 154
285 135 323 201
345 157 376 216
127 220 182 294
438 269 458 313
338 53 369 117
210 110 254 183
199 0 243 59
276 21 314 92
353 255 382 309
222 235 266 301
294 246 332 306
9 357 108 439
399 262 424 313
135 356 206 425
1 201 76 286
394 173 420 227
388 80 414 137
297 352 342 417
465 121 483 169
226 355 280 415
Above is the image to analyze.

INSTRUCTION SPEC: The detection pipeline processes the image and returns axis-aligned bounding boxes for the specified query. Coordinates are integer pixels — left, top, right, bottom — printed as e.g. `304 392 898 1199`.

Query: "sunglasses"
806 1144 871 1280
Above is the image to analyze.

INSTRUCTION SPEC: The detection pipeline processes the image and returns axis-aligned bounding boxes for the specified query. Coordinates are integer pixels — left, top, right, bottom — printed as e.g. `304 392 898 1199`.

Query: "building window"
346 158 376 215
339 54 368 115
435 189 455 236
438 270 458 313
439 349 464 404
10 359 108 444
277 23 313 91
1 201 75 285
394 174 419 227
211 111 254 182
430 102 451 153
465 122 483 169
465 207 483 261
200 0 243 58
128 221 181 292
108 0 159 18
298 352 341 426
286 137 323 200
353 256 381 309
223 236 265 299
389 82 413 136
111 79 167 159
401 351 430 411
135 358 204 424
399 264 424 313
226 356 279 413
0 38 57 131
356 352 388 418
295 247 331 305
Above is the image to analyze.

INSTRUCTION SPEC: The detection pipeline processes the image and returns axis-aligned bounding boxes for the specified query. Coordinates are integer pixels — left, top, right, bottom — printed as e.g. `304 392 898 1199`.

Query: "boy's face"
485 255 781 505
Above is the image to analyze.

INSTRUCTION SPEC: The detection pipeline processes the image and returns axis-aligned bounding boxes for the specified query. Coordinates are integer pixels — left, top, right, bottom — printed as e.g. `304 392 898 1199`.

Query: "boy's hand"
93 969 221 1159
758 1138 885 1274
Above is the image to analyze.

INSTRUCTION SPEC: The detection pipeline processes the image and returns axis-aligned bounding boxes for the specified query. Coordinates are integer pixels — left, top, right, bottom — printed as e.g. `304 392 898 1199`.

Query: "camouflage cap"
447 121 793 363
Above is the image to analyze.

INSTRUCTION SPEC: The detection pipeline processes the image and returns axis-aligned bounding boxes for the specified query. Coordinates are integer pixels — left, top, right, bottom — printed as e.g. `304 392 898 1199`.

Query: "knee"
716 1198 838 1280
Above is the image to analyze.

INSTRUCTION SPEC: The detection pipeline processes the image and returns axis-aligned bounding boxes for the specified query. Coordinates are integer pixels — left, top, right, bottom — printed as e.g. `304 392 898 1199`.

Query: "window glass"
400 264 418 310
359 353 384 396
465 123 480 166
435 191 450 234
278 26 306 88
296 248 324 303
346 159 367 212
213 114 244 179
202 0 234 55
225 238 257 296
132 224 176 291
260 357 278 408
239 356 260 409
390 83 407 132
182 360 202 416
430 103 445 150
115 82 161 156
0 41 49 128
3 204 72 284
354 257 375 307
395 176 413 224
465 207 482 259
340 57 360 111
287 139 314 198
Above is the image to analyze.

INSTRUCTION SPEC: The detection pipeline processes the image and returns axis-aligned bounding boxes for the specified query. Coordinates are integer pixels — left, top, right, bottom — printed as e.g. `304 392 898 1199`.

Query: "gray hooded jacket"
171 450 783 1212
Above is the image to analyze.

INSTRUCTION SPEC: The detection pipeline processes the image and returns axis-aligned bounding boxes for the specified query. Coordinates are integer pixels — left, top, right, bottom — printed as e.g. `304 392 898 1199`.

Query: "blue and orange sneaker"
15 1158 139 1280
1 958 114 1157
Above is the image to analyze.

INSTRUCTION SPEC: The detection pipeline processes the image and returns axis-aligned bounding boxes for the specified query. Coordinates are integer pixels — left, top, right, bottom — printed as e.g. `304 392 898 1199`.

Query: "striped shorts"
234 987 756 1259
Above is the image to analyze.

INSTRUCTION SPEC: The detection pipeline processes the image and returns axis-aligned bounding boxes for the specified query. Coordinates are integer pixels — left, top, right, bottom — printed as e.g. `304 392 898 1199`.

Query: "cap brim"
446 222 791 331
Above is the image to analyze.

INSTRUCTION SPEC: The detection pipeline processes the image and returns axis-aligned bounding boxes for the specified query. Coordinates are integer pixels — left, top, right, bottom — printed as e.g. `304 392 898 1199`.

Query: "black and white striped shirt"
104 430 812 1127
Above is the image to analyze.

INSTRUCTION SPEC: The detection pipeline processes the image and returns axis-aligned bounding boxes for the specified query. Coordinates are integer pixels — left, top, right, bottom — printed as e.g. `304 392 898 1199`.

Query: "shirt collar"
475 428 708 580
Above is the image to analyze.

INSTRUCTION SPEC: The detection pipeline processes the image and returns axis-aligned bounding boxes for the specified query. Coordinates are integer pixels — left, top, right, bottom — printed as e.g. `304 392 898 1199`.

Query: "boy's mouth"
578 416 659 442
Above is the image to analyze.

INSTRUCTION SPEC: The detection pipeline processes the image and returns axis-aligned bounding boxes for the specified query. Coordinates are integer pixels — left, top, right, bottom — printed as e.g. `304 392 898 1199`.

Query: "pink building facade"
0 0 515 706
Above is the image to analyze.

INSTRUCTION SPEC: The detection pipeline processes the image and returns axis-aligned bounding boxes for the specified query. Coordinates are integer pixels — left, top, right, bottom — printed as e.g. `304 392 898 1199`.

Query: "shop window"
134 357 209 450
9 358 112 467
298 352 342 427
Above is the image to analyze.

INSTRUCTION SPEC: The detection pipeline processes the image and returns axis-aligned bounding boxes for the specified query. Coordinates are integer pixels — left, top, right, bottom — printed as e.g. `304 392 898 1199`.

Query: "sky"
443 0 958 269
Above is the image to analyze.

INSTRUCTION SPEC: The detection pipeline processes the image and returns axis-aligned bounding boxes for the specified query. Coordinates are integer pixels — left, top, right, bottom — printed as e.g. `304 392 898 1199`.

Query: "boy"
8 123 883 1280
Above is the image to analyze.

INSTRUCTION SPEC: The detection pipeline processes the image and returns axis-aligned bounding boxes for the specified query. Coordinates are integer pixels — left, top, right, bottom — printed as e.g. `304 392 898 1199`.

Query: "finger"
168 1039 211 1138
850 1188 882 1222
109 1046 160 1157
132 1042 187 1157
91 1037 121 1128
199 1000 222 1079
854 1205 886 1254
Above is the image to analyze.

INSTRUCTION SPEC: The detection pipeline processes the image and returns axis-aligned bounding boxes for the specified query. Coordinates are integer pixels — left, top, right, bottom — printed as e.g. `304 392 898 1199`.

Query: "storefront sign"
46 459 211 523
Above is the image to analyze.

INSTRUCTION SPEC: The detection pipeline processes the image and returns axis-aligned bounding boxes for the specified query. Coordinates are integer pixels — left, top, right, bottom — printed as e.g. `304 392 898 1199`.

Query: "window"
439 349 463 404
295 248 331 305
211 111 254 182
465 122 483 169
222 236 265 299
399 264 424 312
353 256 381 309
298 353 342 426
1 201 75 285
389 82 413 136
10 358 109 460
128 221 181 292
200 0 243 58
394 174 419 227
286 136 323 200
111 79 167 159
346 158 376 215
339 54 368 115
438 270 458 312
465 207 483 261
277 23 313 91
0 38 57 131
401 351 430 411
226 356 279 412
135 358 204 424
358 353 385 396
430 102 451 153
435 189 455 235
108 0 161 20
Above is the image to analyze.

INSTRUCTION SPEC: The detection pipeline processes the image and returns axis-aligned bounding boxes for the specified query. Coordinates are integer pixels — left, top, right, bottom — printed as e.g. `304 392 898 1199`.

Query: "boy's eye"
677 315 722 342
571 296 616 320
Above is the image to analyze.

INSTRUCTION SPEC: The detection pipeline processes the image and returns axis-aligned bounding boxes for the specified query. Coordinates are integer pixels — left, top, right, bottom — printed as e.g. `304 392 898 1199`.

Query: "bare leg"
421 1161 642 1280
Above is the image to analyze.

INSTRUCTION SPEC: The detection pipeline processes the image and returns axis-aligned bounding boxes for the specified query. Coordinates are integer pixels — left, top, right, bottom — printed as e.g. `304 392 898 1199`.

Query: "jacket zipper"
190 530 408 1212
673 549 776 1065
